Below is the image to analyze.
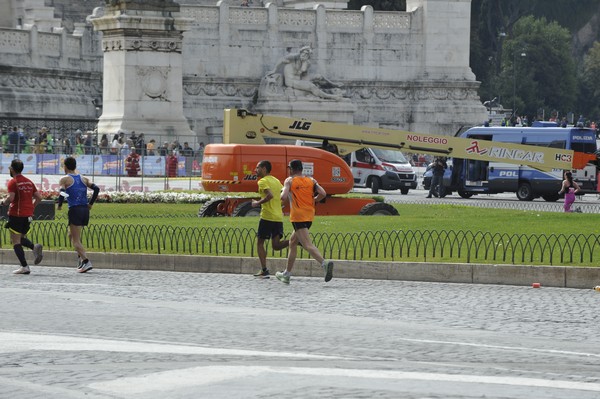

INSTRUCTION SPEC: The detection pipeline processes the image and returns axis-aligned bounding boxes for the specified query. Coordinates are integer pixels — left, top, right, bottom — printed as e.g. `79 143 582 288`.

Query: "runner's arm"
88 183 100 206
313 179 326 202
32 191 42 208
280 178 291 202
2 192 15 206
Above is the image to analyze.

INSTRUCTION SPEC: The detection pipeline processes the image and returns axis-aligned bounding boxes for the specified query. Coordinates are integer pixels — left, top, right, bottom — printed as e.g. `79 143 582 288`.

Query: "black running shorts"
292 221 312 231
4 216 31 235
68 205 90 226
257 219 284 240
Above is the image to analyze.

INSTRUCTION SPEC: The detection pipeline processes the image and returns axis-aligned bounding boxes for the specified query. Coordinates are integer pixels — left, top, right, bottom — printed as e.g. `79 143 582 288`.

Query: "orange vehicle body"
201 144 376 216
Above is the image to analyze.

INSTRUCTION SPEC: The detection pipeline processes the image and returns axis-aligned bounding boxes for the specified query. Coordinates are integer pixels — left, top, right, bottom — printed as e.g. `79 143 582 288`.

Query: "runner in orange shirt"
275 159 334 284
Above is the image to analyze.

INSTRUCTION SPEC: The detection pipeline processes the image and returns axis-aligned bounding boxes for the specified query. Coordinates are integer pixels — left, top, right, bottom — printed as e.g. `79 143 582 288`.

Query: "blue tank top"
65 174 89 207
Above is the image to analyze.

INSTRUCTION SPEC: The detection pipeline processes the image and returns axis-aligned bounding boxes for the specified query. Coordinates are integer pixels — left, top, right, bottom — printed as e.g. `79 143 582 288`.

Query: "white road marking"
395 337 600 359
0 332 344 360
88 365 600 394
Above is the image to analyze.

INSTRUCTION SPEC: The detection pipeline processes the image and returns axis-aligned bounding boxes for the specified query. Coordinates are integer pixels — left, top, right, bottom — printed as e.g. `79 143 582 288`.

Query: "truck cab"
344 148 417 194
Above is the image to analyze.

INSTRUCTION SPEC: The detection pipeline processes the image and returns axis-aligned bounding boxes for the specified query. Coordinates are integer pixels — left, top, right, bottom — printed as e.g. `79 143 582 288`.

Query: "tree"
495 16 576 121
580 41 600 120
471 1 598 115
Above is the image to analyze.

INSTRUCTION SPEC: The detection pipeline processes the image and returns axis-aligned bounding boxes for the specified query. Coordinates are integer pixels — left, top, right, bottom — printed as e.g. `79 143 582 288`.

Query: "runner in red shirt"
3 159 43 274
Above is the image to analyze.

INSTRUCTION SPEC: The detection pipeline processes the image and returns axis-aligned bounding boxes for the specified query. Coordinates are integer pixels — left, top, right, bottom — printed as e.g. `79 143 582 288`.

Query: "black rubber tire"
516 183 535 201
198 199 225 217
371 177 381 194
232 201 261 217
458 190 474 199
400 188 409 195
542 194 560 202
358 202 399 216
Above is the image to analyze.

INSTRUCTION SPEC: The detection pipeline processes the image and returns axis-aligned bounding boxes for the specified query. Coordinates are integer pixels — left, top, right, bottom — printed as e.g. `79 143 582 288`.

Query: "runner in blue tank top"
65 174 90 207
57 156 100 273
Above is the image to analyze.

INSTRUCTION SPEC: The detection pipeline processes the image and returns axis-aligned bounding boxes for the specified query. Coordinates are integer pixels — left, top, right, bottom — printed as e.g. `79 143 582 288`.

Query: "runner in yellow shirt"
251 160 289 278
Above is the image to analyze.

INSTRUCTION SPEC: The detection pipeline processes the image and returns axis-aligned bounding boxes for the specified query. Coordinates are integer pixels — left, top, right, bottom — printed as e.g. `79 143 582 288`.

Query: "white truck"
295 140 417 194
343 148 417 194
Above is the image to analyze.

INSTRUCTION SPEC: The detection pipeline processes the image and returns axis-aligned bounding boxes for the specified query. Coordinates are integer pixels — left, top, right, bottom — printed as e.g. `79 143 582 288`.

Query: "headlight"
383 165 396 172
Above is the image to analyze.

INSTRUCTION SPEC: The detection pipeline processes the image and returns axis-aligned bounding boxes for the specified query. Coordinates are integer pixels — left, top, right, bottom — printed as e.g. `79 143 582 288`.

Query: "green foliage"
498 16 577 117
472 0 600 120
581 42 600 118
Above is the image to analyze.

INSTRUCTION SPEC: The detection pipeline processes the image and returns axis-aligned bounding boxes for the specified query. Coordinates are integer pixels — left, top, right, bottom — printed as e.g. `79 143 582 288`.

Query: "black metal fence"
8 221 600 266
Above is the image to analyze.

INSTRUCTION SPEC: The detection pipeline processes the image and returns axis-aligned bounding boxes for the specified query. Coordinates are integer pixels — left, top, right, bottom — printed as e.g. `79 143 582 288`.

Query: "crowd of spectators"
0 126 205 158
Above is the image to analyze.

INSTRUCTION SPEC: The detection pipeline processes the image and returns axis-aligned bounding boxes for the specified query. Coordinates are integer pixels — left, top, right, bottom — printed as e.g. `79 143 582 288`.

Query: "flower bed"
38 190 213 204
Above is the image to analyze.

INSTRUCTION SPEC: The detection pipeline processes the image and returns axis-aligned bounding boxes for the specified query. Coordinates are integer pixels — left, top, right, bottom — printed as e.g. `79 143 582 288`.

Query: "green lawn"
82 203 593 236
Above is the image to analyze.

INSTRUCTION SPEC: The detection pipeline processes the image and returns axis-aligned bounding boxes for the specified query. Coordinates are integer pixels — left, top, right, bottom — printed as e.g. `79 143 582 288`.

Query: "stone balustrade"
0 26 102 71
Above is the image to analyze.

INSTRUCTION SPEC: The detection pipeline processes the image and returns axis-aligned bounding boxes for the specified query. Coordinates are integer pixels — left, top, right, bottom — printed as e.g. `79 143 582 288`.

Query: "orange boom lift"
199 109 597 217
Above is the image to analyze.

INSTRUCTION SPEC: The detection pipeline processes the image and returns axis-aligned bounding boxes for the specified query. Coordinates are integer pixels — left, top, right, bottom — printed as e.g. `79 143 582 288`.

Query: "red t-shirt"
7 174 37 217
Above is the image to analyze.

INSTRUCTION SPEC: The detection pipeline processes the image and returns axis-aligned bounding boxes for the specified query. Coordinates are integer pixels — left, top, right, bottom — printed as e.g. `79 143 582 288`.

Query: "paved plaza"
1 265 599 398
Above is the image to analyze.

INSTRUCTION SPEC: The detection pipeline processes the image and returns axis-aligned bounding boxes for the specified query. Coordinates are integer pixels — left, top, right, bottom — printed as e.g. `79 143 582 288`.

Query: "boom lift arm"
224 109 596 172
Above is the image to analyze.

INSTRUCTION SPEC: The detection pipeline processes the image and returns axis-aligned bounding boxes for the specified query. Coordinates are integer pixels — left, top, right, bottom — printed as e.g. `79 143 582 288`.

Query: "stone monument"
257 45 356 123
91 0 194 139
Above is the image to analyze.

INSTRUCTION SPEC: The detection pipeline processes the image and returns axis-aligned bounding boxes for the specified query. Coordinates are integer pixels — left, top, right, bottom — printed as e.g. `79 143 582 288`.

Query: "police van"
438 123 598 201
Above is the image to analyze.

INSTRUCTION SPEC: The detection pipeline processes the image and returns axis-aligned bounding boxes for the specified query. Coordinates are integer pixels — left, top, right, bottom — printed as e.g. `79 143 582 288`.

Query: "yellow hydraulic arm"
223 109 596 171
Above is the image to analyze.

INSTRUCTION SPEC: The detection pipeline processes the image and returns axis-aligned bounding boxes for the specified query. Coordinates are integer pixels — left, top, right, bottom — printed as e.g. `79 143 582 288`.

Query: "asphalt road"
1 265 599 399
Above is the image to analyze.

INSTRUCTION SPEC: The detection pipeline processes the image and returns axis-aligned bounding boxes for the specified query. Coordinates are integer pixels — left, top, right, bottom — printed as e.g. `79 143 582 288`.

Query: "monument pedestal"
255 100 357 129
91 1 193 140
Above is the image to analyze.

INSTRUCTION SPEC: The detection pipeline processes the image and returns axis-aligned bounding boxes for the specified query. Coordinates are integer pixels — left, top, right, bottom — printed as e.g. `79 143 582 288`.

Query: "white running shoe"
13 266 31 275
33 244 43 265
78 261 93 273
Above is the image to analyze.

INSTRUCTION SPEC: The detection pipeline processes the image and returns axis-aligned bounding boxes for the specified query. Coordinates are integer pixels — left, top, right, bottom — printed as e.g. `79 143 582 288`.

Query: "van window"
525 140 566 149
371 149 408 163
355 149 372 163
571 142 596 153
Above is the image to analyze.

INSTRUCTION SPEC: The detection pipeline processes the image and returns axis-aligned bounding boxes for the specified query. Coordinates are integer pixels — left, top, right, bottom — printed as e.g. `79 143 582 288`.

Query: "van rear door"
485 133 522 193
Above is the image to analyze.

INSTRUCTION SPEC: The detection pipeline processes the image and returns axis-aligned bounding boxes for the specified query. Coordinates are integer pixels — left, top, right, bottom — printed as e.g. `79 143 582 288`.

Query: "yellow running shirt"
258 175 284 222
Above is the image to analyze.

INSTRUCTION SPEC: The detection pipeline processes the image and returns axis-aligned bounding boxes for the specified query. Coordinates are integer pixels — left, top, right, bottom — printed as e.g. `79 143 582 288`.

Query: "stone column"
91 0 193 140
406 0 475 80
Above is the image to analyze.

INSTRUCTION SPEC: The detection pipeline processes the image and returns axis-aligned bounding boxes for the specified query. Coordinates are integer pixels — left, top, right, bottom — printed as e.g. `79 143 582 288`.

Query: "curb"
2 249 598 289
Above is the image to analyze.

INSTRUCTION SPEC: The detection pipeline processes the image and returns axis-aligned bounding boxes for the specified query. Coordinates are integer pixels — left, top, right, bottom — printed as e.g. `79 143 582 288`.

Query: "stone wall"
0 26 103 119
182 2 485 140
0 0 487 142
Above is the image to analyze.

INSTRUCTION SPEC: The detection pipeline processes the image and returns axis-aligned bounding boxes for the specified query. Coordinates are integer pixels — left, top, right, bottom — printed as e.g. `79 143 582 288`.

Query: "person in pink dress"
558 171 580 212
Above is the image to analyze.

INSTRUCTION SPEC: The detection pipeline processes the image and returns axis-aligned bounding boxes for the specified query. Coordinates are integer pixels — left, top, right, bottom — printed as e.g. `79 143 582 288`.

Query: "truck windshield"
371 148 408 163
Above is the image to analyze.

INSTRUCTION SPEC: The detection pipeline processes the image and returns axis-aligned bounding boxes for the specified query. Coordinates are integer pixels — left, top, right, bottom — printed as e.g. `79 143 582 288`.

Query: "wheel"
370 177 381 194
232 201 261 217
516 182 535 201
358 202 399 216
542 194 560 202
198 199 225 217
423 177 431 190
458 190 474 199
400 188 409 195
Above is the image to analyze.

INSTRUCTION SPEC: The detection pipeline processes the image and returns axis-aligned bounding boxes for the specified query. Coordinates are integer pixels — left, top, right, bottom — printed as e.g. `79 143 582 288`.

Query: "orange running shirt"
288 176 316 222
